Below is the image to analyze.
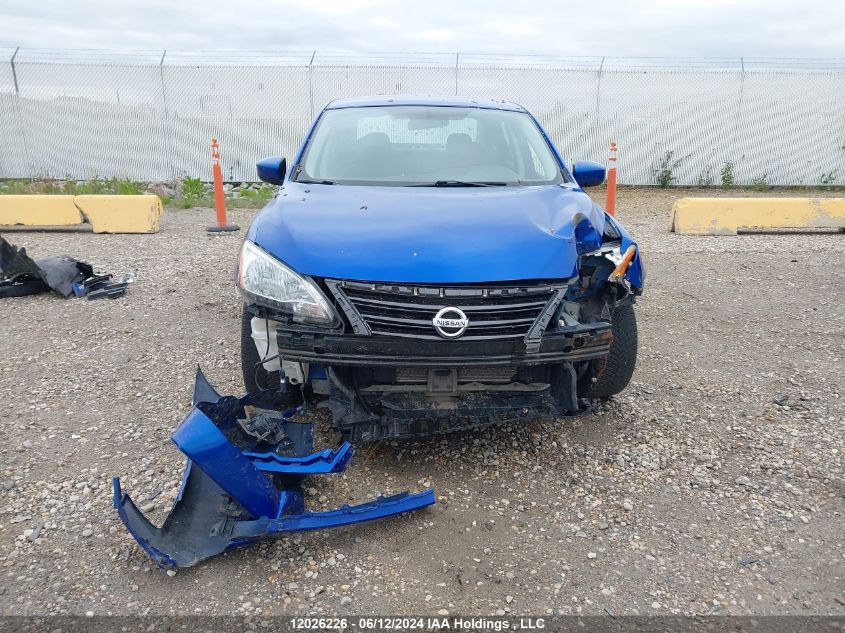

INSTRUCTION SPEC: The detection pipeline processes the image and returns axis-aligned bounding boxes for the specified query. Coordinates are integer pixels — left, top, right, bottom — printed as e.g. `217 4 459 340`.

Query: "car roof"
324 95 527 112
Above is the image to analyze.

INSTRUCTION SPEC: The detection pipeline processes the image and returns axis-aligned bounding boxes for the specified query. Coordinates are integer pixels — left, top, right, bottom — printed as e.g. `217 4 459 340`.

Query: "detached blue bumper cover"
113 368 435 568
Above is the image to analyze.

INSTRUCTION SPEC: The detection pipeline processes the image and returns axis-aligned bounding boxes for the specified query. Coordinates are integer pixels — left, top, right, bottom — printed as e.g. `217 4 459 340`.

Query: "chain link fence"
1 49 843 185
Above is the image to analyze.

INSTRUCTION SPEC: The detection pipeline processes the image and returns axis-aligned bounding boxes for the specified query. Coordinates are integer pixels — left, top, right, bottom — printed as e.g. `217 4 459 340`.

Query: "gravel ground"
0 188 843 617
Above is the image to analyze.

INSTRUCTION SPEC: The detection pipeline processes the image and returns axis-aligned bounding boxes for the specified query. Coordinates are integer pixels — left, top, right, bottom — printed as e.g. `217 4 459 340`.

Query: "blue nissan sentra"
236 96 644 442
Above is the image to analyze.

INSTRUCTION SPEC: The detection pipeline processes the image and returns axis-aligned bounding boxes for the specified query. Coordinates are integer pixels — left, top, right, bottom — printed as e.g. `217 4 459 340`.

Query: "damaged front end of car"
239 209 644 443
113 368 435 568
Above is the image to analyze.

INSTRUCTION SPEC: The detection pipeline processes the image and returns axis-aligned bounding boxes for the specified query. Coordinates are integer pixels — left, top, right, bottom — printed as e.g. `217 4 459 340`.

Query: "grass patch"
751 175 769 192
228 186 274 208
0 177 147 196
0 178 276 210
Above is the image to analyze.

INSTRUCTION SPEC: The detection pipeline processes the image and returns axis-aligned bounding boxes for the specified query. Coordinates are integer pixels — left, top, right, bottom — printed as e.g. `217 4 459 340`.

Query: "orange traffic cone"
207 138 240 233
605 141 617 217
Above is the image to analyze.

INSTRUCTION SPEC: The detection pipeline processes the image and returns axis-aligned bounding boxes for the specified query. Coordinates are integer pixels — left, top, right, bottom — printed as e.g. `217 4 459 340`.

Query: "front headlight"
237 240 337 325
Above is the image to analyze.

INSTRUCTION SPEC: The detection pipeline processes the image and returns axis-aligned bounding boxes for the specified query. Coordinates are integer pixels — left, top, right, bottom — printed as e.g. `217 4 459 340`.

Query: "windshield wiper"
291 164 335 185
410 180 508 187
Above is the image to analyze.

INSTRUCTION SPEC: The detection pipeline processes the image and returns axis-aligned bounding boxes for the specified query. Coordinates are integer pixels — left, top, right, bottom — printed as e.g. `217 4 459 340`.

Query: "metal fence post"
158 50 178 181
308 50 316 117
729 56 746 183
455 52 460 95
10 46 19 93
10 47 33 179
594 56 605 164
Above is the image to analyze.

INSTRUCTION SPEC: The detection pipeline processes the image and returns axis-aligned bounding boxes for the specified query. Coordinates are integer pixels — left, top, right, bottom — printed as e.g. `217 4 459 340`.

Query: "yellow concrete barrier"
0 195 82 227
74 195 163 234
0 195 163 233
671 197 845 235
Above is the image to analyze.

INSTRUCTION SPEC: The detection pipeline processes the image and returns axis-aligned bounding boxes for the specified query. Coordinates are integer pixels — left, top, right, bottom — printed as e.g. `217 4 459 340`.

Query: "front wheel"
583 303 638 399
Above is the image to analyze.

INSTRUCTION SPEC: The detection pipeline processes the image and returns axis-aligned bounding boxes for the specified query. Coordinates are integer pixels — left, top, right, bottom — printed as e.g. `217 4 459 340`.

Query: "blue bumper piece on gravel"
113 368 435 568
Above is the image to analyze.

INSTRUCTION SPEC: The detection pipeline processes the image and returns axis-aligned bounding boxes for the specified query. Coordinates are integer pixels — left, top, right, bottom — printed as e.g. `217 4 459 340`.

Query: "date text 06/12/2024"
288 617 547 630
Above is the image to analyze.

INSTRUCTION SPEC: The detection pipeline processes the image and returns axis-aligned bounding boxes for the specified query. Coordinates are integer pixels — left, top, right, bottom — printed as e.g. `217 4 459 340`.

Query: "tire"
240 306 281 395
585 303 638 399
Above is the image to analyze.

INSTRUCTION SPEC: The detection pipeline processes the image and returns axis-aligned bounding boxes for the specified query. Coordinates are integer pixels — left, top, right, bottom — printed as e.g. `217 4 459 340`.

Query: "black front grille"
328 280 561 341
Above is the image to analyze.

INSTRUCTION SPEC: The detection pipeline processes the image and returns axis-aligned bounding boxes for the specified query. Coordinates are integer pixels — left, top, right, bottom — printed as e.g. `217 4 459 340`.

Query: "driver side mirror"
572 160 606 188
256 156 287 186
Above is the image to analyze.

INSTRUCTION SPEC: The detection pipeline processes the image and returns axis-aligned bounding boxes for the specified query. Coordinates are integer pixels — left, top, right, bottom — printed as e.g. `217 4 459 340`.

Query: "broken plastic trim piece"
0 273 49 299
113 367 435 567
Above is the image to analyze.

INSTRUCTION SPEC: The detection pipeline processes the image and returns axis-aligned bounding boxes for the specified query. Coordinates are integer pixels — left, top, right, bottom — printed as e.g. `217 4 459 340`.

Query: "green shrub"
182 177 205 199
720 162 735 189
652 150 682 188
180 177 205 207
820 170 839 189
696 168 713 187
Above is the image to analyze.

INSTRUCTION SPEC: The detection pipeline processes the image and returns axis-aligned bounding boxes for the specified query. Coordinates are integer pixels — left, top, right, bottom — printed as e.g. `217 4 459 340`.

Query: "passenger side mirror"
572 160 606 188
256 156 287 186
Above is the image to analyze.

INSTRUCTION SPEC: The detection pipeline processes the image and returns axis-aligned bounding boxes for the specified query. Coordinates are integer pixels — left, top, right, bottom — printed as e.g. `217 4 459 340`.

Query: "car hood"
247 183 607 284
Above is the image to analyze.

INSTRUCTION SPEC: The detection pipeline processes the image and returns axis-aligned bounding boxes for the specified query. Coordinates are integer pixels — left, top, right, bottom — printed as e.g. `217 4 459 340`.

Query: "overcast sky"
1 0 843 58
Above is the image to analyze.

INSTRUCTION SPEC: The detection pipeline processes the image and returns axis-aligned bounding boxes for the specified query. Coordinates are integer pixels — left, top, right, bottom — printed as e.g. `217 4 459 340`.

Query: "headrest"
446 133 473 146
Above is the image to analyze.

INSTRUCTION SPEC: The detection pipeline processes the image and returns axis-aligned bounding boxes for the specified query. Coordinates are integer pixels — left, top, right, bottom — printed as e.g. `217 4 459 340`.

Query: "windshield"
296 105 567 186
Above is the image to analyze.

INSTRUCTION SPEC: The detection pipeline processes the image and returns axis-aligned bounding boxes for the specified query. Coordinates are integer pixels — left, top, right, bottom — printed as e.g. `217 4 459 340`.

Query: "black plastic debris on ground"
0 236 132 300
76 273 135 300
